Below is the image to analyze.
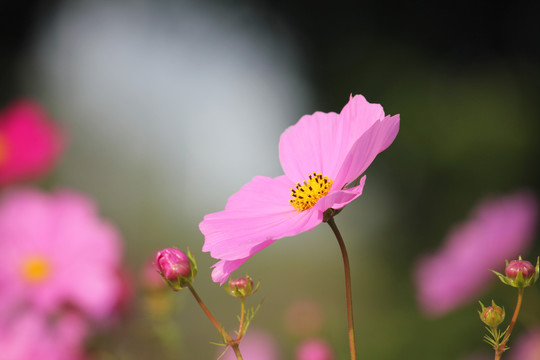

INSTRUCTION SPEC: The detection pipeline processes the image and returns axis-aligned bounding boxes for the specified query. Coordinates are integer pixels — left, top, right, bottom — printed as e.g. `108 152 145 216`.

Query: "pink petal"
279 111 342 184
200 176 323 260
313 177 366 212
339 94 385 135
279 95 388 185
414 191 537 316
210 239 274 284
333 115 399 189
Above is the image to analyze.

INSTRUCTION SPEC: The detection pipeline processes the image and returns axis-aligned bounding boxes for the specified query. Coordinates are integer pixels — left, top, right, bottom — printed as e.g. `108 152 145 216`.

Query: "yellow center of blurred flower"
0 134 8 165
21 256 51 283
290 172 333 212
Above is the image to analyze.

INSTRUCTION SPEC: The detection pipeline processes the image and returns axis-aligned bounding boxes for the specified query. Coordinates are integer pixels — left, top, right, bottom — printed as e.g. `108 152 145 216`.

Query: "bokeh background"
2 0 540 359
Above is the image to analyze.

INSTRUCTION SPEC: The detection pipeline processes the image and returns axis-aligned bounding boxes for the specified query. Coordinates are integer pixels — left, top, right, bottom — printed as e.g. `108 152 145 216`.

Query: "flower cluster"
0 99 127 359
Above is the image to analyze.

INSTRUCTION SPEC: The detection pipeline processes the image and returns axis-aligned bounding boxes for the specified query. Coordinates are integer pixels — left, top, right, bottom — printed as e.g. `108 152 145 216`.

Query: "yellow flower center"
21 256 51 283
0 134 8 165
290 172 333 212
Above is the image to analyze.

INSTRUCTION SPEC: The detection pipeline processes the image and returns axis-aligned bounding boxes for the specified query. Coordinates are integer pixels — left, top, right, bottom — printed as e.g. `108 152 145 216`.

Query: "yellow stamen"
21 256 51 283
0 134 8 165
290 172 333 212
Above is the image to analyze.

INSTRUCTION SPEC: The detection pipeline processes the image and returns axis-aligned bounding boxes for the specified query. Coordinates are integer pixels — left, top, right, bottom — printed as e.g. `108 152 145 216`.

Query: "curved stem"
187 284 245 359
327 216 357 360
495 287 525 359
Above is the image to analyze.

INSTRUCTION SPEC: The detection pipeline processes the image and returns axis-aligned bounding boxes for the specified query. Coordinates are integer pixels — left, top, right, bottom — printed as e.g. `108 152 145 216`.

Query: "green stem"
187 284 244 360
231 344 244 360
327 216 357 360
236 298 246 341
187 283 223 333
495 287 524 360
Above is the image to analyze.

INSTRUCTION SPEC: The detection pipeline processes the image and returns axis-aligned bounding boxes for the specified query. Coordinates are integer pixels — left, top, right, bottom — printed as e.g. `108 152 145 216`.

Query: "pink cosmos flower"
0 310 89 360
414 191 538 316
200 95 400 283
0 188 124 321
295 338 335 360
509 328 540 360
0 100 63 186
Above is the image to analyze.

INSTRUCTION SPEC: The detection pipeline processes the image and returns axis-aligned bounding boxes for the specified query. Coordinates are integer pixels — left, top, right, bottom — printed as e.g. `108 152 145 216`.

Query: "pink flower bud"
225 275 258 298
230 277 252 291
154 248 197 290
479 301 505 328
505 260 535 280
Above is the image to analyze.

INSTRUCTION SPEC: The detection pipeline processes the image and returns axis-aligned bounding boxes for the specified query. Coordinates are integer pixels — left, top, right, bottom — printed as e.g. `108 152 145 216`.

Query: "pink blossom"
200 95 399 283
414 191 538 315
0 100 63 186
284 300 325 336
295 338 335 360
221 329 280 360
0 310 89 360
0 188 124 321
509 328 540 360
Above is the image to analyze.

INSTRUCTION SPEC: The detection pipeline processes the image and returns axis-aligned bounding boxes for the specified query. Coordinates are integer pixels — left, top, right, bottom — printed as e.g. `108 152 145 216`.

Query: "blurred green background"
2 0 539 359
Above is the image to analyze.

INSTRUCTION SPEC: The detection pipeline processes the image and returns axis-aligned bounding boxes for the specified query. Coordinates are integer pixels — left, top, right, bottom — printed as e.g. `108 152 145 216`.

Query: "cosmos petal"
210 239 274 284
313 176 366 213
200 175 323 260
333 114 399 189
279 95 388 185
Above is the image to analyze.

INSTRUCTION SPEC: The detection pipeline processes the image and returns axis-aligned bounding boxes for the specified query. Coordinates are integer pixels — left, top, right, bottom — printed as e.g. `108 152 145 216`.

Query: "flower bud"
506 260 535 280
155 248 197 291
225 275 259 298
493 256 539 288
478 300 505 328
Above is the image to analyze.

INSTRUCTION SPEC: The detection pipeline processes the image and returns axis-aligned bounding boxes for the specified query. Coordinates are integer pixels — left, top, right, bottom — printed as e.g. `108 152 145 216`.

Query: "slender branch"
236 298 246 341
327 216 357 360
231 344 243 360
495 287 525 360
187 283 244 360
187 283 223 333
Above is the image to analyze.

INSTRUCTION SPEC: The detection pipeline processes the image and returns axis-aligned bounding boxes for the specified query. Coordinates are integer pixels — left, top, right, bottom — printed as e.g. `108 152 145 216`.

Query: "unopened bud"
506 260 535 280
155 248 197 291
225 275 259 298
493 256 539 288
478 300 505 328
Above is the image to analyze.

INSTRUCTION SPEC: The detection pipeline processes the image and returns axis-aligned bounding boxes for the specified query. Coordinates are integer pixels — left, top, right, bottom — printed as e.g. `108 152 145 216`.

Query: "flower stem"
187 283 223 333
236 298 246 341
495 287 525 360
327 216 357 360
187 283 244 360
231 344 244 360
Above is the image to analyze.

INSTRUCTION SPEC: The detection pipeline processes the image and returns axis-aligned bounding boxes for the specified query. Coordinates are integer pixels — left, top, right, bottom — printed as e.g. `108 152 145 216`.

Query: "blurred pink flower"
221 329 280 360
0 188 124 320
200 95 400 283
414 191 538 315
0 310 89 360
0 100 63 186
508 328 540 360
284 300 325 336
295 338 335 360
